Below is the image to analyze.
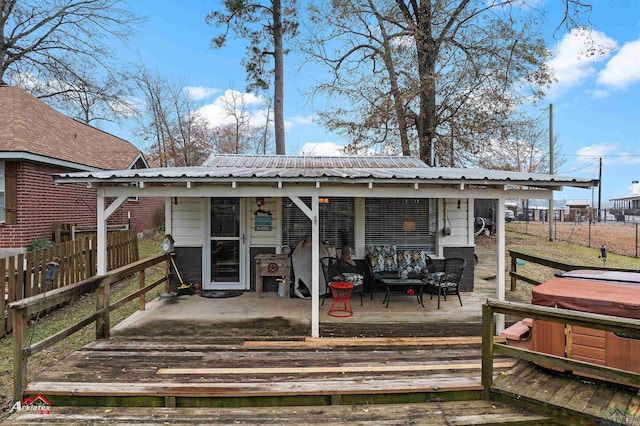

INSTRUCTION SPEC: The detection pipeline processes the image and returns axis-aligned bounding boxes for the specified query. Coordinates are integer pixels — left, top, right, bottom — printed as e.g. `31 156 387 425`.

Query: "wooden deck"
493 360 640 425
24 336 513 407
12 336 640 425
8 335 563 425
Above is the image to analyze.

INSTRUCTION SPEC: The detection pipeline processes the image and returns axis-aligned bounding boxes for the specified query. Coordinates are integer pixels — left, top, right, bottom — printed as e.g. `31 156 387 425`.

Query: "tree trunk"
370 0 411 155
273 0 285 155
415 1 436 165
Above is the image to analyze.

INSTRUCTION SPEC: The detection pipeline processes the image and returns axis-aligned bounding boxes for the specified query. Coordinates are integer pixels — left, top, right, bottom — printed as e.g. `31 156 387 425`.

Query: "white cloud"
576 143 640 166
183 86 220 100
590 89 609 99
196 89 268 127
298 142 345 156
284 115 314 129
597 39 640 90
547 28 617 98
196 90 317 133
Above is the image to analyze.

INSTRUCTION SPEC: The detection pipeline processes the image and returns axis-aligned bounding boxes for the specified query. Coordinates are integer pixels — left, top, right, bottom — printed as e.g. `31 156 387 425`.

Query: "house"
565 199 591 222
0 85 163 257
54 154 597 337
610 181 640 211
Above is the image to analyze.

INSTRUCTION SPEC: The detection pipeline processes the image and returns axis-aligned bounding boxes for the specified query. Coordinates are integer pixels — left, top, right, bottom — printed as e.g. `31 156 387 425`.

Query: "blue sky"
107 0 640 206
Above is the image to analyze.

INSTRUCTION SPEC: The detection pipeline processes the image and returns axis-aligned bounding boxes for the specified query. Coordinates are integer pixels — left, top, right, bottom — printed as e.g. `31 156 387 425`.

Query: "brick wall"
0 161 163 250
109 196 164 234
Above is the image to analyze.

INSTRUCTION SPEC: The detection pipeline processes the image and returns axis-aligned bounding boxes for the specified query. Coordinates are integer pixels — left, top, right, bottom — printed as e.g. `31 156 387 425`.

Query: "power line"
559 153 640 158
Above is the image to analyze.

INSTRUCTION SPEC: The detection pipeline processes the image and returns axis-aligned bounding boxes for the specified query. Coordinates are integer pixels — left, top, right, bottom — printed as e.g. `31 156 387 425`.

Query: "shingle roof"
0 85 144 170
55 154 597 188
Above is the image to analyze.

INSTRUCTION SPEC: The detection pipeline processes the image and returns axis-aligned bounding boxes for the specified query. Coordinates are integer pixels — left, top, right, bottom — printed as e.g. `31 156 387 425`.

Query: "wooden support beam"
481 303 495 401
12 308 28 403
138 271 145 311
96 281 110 340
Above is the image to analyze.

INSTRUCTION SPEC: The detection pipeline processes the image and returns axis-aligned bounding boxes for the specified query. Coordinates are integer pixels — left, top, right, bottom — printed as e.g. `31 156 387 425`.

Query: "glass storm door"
205 198 245 290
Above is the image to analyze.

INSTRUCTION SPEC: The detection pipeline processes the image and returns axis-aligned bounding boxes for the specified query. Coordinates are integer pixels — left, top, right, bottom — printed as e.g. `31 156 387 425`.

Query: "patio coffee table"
379 278 424 308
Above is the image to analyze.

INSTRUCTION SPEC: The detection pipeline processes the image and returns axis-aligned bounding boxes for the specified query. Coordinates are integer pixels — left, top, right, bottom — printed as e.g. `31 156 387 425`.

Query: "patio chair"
320 256 364 306
420 257 466 309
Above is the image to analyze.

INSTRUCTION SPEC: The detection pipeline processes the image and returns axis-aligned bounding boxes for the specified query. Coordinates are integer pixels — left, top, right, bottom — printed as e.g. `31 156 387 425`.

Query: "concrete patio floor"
114 240 529 336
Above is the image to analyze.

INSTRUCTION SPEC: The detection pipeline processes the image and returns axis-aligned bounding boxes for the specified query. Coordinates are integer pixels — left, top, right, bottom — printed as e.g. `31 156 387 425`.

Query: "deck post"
138 270 146 310
495 198 506 334
481 302 495 400
96 280 110 339
510 255 517 291
12 307 28 403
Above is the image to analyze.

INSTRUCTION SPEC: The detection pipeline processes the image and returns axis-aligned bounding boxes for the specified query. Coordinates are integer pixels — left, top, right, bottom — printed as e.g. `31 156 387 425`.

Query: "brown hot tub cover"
532 276 640 319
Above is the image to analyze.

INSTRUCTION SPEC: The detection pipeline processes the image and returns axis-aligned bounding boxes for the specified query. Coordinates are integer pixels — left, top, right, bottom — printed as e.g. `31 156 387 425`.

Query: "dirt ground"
507 221 640 258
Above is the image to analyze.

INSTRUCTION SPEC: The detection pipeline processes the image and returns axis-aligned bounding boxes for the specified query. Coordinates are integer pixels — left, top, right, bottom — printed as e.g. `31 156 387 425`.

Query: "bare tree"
473 110 565 174
0 0 141 124
206 0 298 155
132 67 212 167
302 0 592 165
211 89 272 155
302 0 416 155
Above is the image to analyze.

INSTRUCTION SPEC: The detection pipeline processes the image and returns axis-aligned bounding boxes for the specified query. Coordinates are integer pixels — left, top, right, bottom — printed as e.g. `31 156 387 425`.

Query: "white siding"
439 198 471 251
248 197 280 247
171 198 204 246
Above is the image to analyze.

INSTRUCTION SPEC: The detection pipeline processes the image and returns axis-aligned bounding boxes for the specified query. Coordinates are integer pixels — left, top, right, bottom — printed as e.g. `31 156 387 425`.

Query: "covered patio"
112 243 507 339
54 155 597 337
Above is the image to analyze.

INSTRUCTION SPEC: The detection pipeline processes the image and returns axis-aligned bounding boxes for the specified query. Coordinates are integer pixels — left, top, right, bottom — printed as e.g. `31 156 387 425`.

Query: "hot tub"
531 273 640 382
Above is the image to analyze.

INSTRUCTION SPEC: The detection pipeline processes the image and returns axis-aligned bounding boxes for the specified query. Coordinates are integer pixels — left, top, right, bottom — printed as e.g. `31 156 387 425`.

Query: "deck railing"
0 229 139 337
481 300 640 400
8 253 169 403
508 250 640 290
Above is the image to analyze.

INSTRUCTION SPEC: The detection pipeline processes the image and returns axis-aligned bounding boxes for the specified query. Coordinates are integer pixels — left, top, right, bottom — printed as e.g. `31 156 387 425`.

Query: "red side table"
328 281 354 317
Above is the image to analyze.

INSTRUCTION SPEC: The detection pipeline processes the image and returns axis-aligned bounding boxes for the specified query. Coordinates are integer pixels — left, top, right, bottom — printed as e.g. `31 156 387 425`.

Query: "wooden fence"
9 254 169 403
508 250 640 290
0 229 139 337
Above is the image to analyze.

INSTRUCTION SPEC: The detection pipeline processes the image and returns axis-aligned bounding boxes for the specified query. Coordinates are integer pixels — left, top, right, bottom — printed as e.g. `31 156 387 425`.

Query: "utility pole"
549 104 554 241
598 157 602 222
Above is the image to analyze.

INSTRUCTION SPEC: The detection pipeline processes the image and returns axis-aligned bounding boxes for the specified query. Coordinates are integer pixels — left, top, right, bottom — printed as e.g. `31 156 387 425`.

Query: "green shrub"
28 238 55 252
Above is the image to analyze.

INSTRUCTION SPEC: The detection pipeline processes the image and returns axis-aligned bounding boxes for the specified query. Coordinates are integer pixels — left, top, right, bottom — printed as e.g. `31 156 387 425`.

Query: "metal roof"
54 154 597 188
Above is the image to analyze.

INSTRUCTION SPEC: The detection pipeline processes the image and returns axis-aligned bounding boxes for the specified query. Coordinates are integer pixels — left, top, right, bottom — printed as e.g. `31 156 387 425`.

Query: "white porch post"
97 190 107 275
96 190 128 275
288 194 321 338
311 194 320 337
496 197 506 334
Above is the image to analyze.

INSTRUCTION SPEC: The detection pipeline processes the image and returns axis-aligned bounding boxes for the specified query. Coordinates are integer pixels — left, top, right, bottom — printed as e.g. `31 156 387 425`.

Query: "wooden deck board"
3 400 552 425
626 394 640 418
545 379 583 407
605 391 633 416
156 360 516 376
26 377 486 397
528 374 567 401
493 360 640 425
564 381 599 413
582 386 616 418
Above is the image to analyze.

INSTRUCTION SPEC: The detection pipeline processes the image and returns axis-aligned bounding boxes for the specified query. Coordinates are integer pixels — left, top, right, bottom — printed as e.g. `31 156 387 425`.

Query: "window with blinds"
365 198 436 252
282 197 354 249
